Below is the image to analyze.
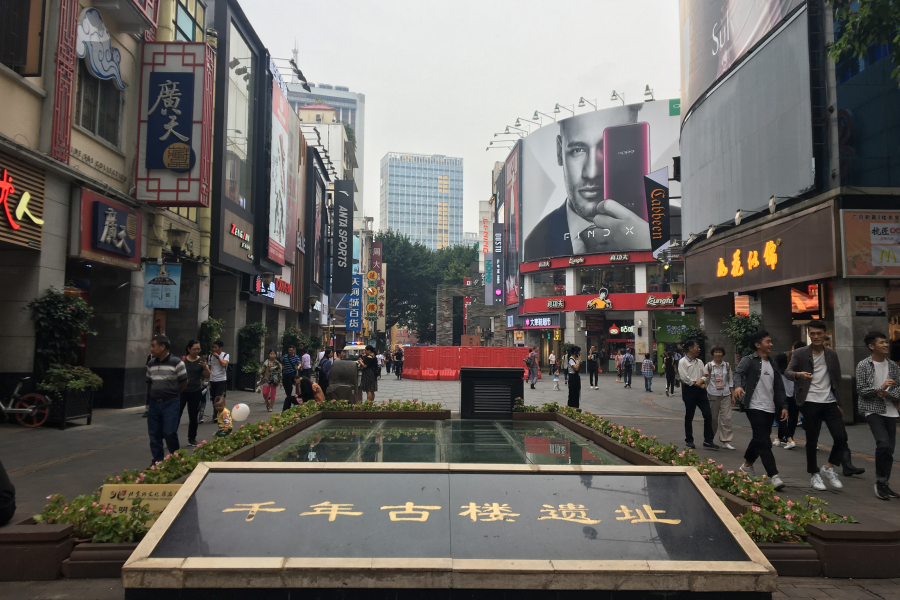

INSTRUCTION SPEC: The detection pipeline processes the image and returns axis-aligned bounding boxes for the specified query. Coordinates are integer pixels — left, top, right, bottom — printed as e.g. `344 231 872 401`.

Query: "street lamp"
532 110 555 123
554 103 574 116
578 97 597 110
505 125 527 134
644 85 655 101
610 90 625 105
494 132 523 138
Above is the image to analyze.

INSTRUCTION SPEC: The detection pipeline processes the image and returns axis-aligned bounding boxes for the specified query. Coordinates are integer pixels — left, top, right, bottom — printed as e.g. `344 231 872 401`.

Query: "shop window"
175 0 206 42
0 0 44 76
578 265 634 295
532 271 566 298
75 62 122 148
646 262 684 292
226 23 255 212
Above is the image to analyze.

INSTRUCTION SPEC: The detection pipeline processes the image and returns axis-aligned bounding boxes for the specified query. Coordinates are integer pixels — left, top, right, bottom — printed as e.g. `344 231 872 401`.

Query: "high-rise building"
380 153 464 250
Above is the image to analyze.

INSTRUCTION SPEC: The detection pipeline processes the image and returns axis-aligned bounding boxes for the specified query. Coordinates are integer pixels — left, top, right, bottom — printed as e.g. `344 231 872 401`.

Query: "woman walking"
587 346 599 390
318 348 334 395
664 351 677 396
703 345 735 449
258 349 283 412
358 345 379 401
179 340 209 447
615 349 624 383
567 346 582 409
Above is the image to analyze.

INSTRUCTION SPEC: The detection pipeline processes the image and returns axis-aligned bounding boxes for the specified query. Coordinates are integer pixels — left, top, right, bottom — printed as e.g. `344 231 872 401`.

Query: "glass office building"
380 152 464 250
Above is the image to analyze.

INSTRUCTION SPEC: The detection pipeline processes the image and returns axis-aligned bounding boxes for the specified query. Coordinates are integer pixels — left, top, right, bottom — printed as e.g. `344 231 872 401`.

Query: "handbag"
675 378 681 388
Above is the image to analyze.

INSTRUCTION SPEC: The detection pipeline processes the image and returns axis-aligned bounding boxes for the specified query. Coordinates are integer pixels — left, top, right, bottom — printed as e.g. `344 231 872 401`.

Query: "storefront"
508 313 564 366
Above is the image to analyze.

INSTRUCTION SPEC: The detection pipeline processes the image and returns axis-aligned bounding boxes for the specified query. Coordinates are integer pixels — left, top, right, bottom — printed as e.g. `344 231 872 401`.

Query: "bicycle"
0 377 51 427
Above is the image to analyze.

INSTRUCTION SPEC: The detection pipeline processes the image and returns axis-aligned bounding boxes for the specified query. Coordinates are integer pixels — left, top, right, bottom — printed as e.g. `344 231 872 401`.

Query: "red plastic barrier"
404 368 420 380
421 347 439 371
438 346 458 371
458 346 475 368
438 369 458 380
472 347 492 368
422 369 439 380
403 347 421 371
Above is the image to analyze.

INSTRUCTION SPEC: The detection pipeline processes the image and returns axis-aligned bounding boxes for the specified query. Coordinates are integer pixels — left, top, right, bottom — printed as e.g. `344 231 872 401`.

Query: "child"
214 396 232 437
552 362 560 391
642 353 654 392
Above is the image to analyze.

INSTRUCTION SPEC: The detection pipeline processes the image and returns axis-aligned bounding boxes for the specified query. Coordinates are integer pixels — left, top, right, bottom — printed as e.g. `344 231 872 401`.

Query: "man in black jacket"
732 331 788 490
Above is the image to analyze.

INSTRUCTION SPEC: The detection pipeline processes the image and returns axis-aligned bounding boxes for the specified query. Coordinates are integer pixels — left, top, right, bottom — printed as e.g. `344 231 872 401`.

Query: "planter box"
320 410 451 420
0 523 74 581
808 518 900 579
757 543 820 577
49 389 93 430
555 414 667 467
62 542 138 579
711 487 754 518
512 412 558 421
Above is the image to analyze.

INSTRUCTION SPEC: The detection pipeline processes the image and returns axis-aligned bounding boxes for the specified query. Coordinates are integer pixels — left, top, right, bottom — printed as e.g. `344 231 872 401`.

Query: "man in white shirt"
678 340 716 450
732 331 788 490
548 352 557 376
856 331 900 500
376 351 384 379
208 339 229 400
786 321 849 491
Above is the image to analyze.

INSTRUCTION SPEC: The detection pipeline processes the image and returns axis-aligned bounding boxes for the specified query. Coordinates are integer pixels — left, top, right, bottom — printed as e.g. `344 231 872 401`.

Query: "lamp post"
578 97 597 110
610 90 625 105
532 110 555 123
554 103 574 116
644 85 655 101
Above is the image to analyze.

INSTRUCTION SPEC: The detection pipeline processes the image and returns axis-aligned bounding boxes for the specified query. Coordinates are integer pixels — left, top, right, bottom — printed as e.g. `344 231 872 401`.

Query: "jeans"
682 384 714 444
282 373 295 398
588 362 598 386
644 376 653 391
865 413 897 484
708 393 733 444
529 367 538 385
178 390 203 443
623 367 632 386
777 396 799 442
665 371 676 394
148 397 180 464
800 401 848 474
744 409 779 477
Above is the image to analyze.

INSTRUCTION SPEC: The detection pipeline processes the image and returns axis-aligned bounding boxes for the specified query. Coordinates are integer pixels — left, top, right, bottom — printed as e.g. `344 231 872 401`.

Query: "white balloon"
232 403 250 422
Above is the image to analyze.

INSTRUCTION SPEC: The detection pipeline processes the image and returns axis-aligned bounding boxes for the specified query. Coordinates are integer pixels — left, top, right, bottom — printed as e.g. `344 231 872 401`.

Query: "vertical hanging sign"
493 225 504 306
347 274 363 332
377 263 387 331
366 242 382 326
332 180 354 293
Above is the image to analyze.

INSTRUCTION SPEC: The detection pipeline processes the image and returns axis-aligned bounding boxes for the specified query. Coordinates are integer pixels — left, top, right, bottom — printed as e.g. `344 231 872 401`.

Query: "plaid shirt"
642 359 654 378
855 356 900 415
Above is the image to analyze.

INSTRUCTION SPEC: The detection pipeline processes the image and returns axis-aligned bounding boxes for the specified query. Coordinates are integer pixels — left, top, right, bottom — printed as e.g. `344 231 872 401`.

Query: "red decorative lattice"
50 0 78 164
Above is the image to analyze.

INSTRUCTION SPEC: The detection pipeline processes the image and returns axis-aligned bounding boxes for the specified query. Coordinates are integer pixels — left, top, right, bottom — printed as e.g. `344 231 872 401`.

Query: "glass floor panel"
256 420 621 465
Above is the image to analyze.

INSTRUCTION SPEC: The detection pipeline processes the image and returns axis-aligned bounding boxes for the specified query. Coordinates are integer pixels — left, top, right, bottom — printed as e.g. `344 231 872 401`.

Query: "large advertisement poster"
313 179 323 284
519 101 679 263
284 99 302 265
268 66 289 265
842 210 900 278
504 146 520 305
332 180 354 293
679 0 805 118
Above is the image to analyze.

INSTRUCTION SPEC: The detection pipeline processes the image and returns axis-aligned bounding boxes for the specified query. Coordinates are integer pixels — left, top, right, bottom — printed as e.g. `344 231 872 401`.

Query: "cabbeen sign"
135 42 214 207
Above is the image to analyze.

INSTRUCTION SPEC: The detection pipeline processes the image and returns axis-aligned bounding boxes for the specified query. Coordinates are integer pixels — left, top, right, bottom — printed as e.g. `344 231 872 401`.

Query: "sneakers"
142 410 148 418
198 419 204 424
811 473 826 491
665 390 669 396
875 483 890 500
843 464 866 477
772 439 783 447
783 441 796 450
886 485 900 499
703 442 720 450
820 465 843 489
770 474 785 490
187 440 197 447
685 442 696 449
722 443 736 450
739 464 755 477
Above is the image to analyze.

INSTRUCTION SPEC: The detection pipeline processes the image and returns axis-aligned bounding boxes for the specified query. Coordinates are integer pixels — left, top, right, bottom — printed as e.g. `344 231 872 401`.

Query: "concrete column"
703 295 736 361
634 310 650 356
523 274 533 299
264 306 285 354
0 174 68 386
753 286 793 354
634 263 647 293
165 264 207 353
564 311 578 344
85 265 154 408
832 277 889 421
209 273 246 359
565 268 575 296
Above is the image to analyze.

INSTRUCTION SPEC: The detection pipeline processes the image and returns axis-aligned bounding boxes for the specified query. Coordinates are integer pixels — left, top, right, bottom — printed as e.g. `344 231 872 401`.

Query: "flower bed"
33 399 443 542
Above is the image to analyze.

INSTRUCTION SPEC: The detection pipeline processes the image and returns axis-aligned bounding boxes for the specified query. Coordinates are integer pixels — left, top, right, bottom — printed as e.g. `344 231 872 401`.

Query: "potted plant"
723 312 764 362
37 365 103 430
237 322 267 390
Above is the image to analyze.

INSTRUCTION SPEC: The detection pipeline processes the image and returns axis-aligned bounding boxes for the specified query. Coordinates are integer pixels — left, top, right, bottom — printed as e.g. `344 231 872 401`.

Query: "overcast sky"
242 0 681 234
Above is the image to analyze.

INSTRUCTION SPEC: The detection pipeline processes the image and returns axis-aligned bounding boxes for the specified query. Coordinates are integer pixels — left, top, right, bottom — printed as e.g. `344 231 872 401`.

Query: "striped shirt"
282 353 302 376
146 353 187 401
642 359 654 378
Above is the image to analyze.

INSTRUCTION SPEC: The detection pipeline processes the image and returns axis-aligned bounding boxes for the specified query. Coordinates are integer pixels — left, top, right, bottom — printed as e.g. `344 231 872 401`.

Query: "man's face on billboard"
557 118 605 221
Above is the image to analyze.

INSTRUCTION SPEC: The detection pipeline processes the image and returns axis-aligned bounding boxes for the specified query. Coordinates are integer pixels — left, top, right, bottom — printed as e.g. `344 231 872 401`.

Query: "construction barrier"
391 346 532 380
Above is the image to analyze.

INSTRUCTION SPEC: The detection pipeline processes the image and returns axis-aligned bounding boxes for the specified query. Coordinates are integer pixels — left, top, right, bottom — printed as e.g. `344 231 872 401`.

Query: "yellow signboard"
100 484 182 521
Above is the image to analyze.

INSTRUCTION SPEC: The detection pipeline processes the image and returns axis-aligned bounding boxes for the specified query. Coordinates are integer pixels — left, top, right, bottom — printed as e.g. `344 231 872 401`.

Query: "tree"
344 124 357 151
722 313 765 361
829 0 900 86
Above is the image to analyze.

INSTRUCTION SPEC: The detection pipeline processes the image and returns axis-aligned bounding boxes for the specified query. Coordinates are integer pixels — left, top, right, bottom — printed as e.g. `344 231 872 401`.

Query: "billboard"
842 210 900 278
268 61 290 265
332 180 354 293
679 0 805 118
144 264 181 309
504 146 520 305
519 101 680 263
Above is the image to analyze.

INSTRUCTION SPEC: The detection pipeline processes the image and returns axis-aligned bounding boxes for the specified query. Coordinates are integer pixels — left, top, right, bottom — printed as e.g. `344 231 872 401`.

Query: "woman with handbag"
258 349 282 412
567 346 582 409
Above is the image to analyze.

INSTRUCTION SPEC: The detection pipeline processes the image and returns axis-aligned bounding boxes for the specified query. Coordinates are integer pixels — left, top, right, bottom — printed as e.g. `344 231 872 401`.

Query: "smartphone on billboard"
603 122 650 220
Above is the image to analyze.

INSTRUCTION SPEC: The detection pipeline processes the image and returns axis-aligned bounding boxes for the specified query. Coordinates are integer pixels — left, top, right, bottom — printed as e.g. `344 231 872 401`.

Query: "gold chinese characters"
715 240 779 278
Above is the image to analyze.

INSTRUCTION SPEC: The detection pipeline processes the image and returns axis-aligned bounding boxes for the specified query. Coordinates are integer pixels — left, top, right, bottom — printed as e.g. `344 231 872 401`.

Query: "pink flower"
751 506 760 513
786 500 794 508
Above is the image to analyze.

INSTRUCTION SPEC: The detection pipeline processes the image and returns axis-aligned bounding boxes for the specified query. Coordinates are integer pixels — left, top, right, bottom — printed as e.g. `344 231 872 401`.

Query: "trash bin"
459 367 523 419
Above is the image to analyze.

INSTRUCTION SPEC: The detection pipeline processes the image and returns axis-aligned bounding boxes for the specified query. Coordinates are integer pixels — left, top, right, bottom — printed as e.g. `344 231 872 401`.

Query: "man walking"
856 331 900 500
587 346 600 390
704 345 735 450
678 340 717 450
786 320 848 491
301 348 312 380
281 347 302 397
526 348 539 389
208 340 229 400
642 353 654 392
622 348 634 388
146 335 187 466
732 331 787 490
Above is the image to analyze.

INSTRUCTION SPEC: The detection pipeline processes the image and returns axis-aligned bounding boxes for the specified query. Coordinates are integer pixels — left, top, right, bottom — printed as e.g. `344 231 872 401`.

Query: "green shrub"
38 365 103 397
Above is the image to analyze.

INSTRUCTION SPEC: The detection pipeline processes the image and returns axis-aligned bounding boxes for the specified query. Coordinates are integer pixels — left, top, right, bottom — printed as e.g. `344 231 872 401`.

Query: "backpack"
524 355 535 368
625 355 634 367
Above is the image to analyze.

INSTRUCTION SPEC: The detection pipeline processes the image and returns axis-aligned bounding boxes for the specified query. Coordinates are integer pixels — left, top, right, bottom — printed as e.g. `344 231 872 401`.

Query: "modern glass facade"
380 152 464 250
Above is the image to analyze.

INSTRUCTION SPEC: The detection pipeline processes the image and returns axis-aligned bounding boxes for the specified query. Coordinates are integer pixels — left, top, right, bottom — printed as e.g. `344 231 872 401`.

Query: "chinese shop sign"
75 189 142 270
346 274 363 332
136 42 214 207
842 210 900 278
0 152 45 250
100 484 182 524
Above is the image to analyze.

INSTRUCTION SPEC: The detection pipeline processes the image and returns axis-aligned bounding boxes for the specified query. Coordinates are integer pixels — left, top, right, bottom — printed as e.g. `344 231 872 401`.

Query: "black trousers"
588 362 598 386
777 396 799 442
745 409 779 477
568 373 581 408
623 367 632 386
178 390 203 443
209 380 227 401
665 371 676 394
800 401 848 473
395 362 403 379
865 413 897 484
282 395 299 413
282 373 295 398
682 384 713 444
